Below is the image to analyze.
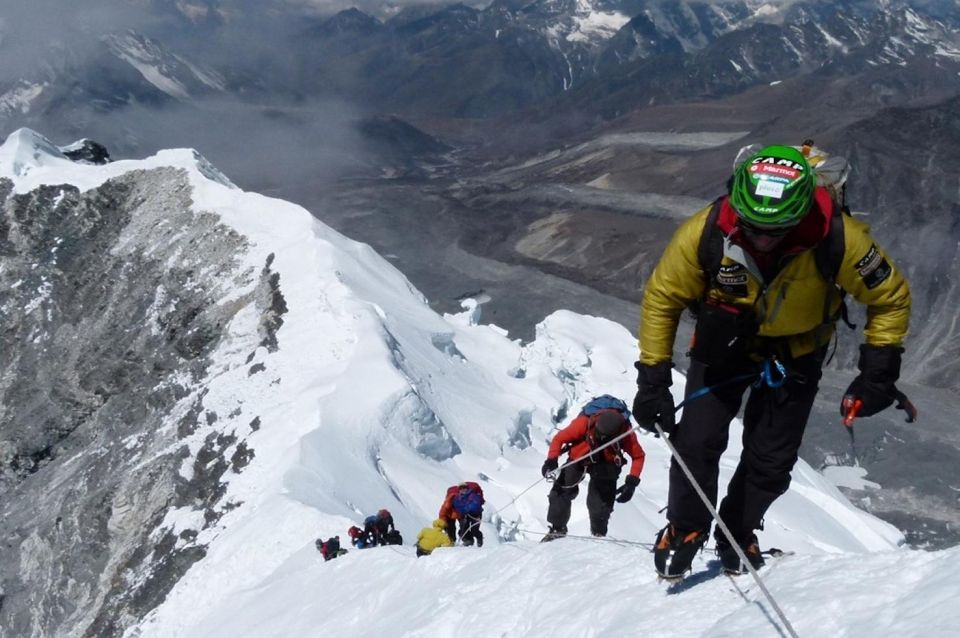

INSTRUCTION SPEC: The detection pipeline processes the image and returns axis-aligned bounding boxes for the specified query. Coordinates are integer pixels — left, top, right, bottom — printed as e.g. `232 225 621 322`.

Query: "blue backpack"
580 395 631 421
452 490 484 516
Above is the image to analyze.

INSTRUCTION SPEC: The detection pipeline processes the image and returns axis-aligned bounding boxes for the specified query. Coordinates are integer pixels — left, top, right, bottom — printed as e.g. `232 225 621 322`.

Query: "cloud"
0 0 390 203
0 0 456 216
0 0 163 84
21 95 368 198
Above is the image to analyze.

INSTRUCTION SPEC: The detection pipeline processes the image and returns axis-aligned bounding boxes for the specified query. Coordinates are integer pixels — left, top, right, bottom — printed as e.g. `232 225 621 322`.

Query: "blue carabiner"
761 358 788 388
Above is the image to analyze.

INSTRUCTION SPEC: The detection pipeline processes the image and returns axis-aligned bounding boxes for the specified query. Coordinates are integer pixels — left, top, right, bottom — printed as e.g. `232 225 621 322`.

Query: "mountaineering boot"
541 526 567 543
716 533 765 575
653 525 707 579
590 518 607 538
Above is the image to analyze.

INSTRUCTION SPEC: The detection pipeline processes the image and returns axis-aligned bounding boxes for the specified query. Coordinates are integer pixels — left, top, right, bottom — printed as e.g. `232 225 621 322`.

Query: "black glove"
541 457 559 478
841 344 902 418
615 474 640 503
632 361 676 436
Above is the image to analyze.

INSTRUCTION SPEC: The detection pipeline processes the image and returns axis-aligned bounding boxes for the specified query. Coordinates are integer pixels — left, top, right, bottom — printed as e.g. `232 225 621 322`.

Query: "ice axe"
840 388 918 464
840 396 862 465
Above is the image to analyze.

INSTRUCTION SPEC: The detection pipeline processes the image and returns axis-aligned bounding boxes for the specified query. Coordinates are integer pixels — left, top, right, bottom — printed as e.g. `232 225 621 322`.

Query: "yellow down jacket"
639 197 911 365
416 519 453 554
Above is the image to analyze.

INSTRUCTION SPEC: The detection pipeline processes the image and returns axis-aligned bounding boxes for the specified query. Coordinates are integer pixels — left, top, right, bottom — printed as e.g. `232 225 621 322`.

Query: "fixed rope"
490 367 764 521
647 357 798 637
484 359 799 637
516 527 655 548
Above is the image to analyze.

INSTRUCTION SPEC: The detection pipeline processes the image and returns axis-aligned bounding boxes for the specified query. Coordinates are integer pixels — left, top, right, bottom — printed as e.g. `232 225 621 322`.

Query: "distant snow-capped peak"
870 6 960 66
102 30 226 99
534 0 631 47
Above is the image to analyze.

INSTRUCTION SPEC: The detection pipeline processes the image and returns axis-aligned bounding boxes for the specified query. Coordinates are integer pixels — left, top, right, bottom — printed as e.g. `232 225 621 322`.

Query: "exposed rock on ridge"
0 167 281 637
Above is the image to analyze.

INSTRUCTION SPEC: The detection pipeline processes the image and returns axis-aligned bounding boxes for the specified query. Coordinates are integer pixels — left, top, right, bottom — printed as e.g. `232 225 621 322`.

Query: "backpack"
382 529 403 546
567 399 631 463
446 481 485 501
319 536 343 561
452 490 484 516
698 141 856 339
579 395 631 421
697 197 847 294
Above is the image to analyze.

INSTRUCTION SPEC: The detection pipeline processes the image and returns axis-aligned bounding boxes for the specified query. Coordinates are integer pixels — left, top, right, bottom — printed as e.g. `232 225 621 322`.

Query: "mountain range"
0 0 958 610
4 0 956 359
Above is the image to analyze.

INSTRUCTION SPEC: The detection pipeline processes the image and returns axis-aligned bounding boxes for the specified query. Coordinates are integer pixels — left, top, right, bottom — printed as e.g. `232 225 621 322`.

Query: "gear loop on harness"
758 357 788 388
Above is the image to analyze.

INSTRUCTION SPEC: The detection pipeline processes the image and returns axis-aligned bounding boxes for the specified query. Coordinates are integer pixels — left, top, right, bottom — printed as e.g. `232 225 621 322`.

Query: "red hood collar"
717 186 835 257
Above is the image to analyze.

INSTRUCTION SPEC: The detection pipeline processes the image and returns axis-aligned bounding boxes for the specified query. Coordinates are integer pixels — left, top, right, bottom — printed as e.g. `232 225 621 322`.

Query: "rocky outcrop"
0 168 281 637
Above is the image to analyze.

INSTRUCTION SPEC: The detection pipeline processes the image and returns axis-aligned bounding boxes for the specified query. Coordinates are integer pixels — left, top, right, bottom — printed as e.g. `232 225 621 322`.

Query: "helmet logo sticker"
754 179 786 199
750 162 803 199
751 157 806 174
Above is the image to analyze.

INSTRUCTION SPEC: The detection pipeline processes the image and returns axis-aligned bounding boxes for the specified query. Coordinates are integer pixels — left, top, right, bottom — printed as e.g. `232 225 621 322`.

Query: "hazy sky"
0 1 163 82
1 0 951 202
0 0 390 205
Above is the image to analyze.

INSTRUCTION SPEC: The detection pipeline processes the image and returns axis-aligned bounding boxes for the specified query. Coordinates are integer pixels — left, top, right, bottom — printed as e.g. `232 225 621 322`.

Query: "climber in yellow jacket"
416 519 454 557
633 144 912 579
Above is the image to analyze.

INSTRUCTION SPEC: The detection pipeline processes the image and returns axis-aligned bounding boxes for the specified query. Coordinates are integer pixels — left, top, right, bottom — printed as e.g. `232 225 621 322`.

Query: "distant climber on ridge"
438 481 485 547
353 509 403 547
416 519 455 557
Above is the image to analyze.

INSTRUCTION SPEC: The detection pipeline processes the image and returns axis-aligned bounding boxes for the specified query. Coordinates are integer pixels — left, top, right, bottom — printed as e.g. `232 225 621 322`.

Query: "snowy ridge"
102 31 226 99
564 0 630 44
0 128 75 178
165 539 956 637
3 129 957 637
104 32 191 99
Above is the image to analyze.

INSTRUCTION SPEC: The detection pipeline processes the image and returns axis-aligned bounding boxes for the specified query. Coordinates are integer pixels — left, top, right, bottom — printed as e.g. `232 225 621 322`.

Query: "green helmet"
729 145 815 229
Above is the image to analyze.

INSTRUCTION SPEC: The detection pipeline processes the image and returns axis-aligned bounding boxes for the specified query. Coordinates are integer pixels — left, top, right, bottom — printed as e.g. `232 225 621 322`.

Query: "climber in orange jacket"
540 408 645 540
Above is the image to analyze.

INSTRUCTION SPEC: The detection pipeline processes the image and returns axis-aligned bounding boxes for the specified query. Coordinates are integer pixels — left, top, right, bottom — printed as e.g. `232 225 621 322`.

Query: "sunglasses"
738 222 794 239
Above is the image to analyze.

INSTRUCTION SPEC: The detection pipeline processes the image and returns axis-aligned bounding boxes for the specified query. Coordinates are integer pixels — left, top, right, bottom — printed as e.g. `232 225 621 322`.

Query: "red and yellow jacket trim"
639 191 910 365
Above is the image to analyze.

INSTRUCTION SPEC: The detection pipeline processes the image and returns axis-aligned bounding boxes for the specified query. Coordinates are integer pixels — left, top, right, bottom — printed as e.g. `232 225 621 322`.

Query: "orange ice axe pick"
841 396 862 429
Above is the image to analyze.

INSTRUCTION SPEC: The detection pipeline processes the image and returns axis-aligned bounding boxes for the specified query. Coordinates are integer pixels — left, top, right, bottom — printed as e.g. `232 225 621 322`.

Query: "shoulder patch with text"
715 263 749 297
855 244 892 289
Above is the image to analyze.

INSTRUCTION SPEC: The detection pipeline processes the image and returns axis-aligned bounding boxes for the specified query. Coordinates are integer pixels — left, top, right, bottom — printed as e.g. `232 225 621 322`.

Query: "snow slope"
2 128 956 638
